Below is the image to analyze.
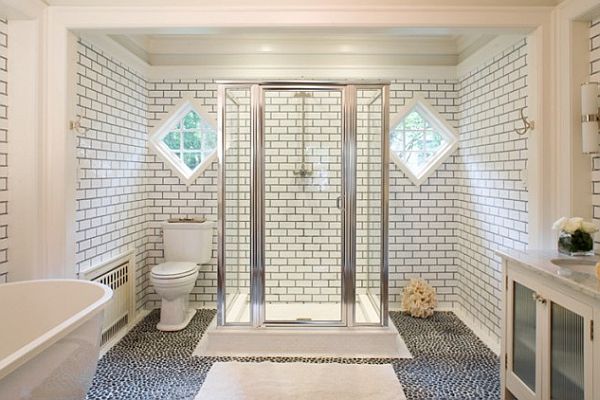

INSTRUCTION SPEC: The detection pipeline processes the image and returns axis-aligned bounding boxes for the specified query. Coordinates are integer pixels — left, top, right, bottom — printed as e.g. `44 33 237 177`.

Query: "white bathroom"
0 1 600 399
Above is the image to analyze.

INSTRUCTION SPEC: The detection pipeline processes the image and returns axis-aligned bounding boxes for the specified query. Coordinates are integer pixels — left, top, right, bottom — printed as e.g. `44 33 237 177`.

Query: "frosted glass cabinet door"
547 294 594 400
505 265 595 400
550 302 584 400
511 282 537 394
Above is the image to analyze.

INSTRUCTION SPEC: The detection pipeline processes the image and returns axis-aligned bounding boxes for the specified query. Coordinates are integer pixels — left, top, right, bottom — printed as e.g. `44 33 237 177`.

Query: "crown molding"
78 32 151 76
456 34 525 78
0 0 46 19
109 34 150 64
80 33 459 80
555 0 600 21
44 0 560 8
146 65 458 81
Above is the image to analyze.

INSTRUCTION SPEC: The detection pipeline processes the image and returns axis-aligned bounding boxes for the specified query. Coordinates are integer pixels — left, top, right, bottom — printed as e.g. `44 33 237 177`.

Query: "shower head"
293 91 313 98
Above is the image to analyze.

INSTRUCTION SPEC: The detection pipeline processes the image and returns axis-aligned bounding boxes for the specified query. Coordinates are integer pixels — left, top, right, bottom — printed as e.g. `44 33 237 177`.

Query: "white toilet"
151 220 215 331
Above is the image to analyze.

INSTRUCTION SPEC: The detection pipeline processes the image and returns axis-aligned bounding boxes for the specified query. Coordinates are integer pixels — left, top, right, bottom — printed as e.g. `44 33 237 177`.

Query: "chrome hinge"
505 276 508 291
591 321 594 341
505 353 508 369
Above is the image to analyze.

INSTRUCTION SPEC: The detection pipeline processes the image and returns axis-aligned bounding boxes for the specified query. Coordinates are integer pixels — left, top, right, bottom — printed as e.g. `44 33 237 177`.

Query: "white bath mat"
194 361 406 400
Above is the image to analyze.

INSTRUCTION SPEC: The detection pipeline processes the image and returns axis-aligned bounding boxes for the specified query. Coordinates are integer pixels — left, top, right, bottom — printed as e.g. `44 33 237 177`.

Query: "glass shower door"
219 86 252 325
218 82 389 328
262 87 344 324
355 87 387 325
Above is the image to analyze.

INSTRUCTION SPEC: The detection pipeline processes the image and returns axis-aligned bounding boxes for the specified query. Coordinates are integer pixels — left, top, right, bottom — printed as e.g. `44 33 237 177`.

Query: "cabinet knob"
531 292 546 304
538 296 547 305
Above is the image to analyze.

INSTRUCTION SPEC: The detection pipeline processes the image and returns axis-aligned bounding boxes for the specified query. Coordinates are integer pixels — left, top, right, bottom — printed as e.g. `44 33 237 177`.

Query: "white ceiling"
44 0 561 6
40 0 552 78
103 29 501 67
48 0 549 69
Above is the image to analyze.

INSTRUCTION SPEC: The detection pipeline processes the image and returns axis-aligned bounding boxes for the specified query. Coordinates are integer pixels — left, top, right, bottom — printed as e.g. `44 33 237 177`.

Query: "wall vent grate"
93 262 130 346
81 253 135 350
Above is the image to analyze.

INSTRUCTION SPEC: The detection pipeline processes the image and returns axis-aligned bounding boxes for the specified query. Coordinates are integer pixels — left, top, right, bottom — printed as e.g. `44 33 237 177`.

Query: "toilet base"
157 308 196 332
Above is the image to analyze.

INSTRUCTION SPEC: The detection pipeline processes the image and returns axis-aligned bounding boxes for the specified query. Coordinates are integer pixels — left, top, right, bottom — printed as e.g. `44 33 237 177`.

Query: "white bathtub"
0 279 113 400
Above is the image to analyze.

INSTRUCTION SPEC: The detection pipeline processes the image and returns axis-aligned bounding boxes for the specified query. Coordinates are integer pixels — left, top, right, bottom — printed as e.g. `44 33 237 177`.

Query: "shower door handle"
336 196 344 210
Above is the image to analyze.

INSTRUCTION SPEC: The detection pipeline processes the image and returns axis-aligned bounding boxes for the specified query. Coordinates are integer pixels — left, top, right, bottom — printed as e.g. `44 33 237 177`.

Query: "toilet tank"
162 221 216 264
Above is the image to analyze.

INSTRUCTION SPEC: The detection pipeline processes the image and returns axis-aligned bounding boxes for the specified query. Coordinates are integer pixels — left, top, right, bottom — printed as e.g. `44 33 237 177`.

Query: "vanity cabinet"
501 255 598 400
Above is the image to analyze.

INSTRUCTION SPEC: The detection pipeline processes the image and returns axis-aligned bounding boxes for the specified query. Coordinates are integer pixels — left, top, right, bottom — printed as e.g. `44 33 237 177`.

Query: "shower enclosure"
217 82 389 327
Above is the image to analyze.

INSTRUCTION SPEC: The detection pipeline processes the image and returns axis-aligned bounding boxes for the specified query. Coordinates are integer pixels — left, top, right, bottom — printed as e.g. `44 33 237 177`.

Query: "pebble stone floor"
86 310 500 400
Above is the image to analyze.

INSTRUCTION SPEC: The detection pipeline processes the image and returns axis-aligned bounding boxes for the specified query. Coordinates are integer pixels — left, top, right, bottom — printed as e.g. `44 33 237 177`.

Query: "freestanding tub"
0 279 113 400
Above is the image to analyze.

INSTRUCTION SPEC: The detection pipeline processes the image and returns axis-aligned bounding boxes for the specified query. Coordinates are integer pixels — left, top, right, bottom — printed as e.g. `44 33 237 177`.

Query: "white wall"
456 38 529 341
76 67 465 310
263 90 343 303
388 79 459 308
74 37 531 333
75 40 149 309
142 79 463 310
0 18 7 284
590 18 600 242
144 79 219 308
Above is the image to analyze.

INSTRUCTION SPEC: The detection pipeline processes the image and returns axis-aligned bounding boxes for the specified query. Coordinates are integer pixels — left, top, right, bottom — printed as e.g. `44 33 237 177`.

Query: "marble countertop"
497 249 600 301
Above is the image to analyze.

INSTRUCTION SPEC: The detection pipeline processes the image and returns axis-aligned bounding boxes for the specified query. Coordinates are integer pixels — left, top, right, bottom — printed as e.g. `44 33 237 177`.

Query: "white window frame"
148 95 218 186
389 94 459 186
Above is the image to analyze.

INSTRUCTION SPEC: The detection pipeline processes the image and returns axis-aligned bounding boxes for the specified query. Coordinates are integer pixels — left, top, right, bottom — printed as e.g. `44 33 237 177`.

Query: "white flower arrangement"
553 216 597 256
401 279 437 319
552 217 599 234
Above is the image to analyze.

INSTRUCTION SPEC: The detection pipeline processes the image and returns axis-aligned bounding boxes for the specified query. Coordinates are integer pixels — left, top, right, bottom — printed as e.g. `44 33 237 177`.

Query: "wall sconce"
581 82 600 153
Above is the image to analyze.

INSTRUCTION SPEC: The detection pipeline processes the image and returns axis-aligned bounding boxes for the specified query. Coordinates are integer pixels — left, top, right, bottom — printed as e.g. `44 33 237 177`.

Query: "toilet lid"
151 262 198 278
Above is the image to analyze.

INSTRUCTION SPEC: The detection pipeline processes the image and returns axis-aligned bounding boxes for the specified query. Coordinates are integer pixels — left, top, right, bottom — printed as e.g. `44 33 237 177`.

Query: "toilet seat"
151 261 198 280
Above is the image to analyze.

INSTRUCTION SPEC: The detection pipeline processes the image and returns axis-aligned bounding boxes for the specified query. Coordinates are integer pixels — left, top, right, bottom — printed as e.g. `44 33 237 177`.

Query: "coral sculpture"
402 279 437 318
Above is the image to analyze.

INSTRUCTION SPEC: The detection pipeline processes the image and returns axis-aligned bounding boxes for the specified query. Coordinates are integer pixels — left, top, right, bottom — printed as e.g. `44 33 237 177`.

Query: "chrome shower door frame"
354 84 390 328
217 81 389 328
258 83 348 327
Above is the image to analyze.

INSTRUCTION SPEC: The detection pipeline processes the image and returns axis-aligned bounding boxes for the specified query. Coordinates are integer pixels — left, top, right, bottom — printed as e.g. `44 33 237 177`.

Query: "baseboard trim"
451 306 500 355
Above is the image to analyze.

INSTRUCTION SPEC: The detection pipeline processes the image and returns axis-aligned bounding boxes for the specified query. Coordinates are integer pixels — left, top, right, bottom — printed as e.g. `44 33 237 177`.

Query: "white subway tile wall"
456 39 529 340
263 90 343 303
223 88 251 312
590 18 600 244
145 79 219 309
75 39 528 331
221 88 387 311
388 80 460 308
356 88 385 302
144 80 461 309
0 19 8 284
76 73 468 310
75 40 150 308
592 18 600 80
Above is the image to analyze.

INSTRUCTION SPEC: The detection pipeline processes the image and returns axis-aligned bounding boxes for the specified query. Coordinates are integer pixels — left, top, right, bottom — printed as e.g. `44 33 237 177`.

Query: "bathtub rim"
0 279 113 381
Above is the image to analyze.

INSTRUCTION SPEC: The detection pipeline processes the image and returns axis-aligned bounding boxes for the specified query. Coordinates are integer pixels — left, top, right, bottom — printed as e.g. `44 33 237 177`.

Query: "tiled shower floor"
86 310 500 400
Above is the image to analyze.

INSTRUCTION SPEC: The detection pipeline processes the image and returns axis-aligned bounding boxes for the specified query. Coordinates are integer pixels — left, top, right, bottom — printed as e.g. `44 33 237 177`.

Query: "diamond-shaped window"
149 96 218 185
390 95 458 186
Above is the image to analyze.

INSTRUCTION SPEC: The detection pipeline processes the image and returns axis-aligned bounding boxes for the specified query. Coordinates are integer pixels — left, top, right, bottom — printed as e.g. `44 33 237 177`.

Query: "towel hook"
514 107 534 136
69 115 89 134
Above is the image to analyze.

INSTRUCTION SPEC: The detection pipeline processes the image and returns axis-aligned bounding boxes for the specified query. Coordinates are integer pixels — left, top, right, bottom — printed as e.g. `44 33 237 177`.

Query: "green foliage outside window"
161 110 217 170
390 110 446 170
